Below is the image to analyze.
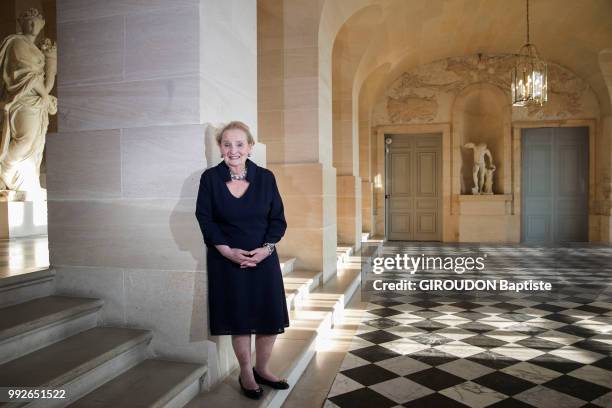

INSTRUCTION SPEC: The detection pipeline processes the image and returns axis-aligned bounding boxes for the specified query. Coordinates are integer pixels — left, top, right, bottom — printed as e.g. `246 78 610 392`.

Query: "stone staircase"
0 271 207 408
0 235 382 408
188 235 382 408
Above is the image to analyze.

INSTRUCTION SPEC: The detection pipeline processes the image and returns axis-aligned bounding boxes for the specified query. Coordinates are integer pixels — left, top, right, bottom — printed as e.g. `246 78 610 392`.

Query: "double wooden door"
521 127 589 243
385 134 442 241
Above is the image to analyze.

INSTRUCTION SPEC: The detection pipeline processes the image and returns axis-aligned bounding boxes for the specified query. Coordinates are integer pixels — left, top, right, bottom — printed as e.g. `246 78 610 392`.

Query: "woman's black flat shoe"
239 375 264 399
253 367 290 390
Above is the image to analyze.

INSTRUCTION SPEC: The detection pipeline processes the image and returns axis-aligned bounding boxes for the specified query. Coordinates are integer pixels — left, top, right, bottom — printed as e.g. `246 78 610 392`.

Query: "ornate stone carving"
387 95 437 122
373 54 599 126
0 8 57 200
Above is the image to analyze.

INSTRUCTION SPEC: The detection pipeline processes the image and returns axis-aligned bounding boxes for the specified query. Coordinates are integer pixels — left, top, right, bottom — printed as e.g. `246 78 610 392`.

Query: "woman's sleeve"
195 172 229 247
263 172 287 244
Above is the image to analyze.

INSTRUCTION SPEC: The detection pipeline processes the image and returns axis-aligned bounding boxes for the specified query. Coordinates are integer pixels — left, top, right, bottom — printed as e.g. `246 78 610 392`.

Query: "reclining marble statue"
463 142 495 195
0 8 57 201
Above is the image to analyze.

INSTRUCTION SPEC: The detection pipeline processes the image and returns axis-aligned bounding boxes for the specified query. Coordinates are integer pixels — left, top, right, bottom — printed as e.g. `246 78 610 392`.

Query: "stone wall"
371 54 605 242
48 0 259 386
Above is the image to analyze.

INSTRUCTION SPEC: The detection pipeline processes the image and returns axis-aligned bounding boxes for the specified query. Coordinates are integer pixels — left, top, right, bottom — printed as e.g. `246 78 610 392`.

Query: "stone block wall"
48 0 259 386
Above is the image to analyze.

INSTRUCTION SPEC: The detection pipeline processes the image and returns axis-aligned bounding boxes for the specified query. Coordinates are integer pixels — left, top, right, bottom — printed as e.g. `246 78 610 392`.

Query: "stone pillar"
48 0 258 386
258 0 337 282
333 94 361 248
331 20 367 250
337 175 361 245
360 118 374 235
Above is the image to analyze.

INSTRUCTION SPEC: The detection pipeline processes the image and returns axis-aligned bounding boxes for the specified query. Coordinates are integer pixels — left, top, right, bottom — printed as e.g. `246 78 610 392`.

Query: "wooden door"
521 127 588 243
385 134 442 241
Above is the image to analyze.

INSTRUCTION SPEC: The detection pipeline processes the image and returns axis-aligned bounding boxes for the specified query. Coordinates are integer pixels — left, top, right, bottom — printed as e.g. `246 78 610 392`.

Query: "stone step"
295 263 363 332
315 265 362 309
0 327 152 408
283 269 322 310
69 359 207 408
295 293 345 327
279 257 296 276
355 241 383 259
336 246 354 266
0 268 55 308
185 328 317 408
280 246 378 406
0 296 103 365
288 308 334 349
340 243 381 272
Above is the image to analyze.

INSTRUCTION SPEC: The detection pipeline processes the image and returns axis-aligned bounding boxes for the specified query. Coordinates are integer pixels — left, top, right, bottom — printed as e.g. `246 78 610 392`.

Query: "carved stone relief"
373 54 600 126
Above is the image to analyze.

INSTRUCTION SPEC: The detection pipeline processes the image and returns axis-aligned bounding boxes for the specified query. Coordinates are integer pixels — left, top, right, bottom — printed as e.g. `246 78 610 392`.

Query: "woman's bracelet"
263 242 275 255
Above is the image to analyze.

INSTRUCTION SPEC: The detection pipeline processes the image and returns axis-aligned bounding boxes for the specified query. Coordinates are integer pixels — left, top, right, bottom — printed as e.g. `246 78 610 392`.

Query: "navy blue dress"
195 158 290 335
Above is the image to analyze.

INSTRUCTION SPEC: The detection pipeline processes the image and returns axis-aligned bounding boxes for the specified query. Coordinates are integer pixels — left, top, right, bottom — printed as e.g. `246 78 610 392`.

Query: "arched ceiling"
326 0 612 116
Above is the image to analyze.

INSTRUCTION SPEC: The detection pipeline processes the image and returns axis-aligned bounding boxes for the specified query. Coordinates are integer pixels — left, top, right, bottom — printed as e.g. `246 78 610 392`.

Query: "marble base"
0 201 48 239
457 195 517 242
0 189 47 202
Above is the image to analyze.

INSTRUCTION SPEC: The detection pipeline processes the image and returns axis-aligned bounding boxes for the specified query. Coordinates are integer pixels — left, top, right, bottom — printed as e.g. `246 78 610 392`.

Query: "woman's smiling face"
220 128 252 168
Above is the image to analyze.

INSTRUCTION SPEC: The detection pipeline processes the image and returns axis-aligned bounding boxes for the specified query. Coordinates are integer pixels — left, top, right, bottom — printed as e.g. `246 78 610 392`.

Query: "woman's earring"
248 153 251 157
221 154 223 158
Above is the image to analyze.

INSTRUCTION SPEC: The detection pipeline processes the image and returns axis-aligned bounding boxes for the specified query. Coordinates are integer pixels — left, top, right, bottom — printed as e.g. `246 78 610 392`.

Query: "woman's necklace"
229 167 247 181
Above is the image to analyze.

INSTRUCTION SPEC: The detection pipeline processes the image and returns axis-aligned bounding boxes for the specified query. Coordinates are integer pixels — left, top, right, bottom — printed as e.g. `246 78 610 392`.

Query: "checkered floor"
324 243 612 408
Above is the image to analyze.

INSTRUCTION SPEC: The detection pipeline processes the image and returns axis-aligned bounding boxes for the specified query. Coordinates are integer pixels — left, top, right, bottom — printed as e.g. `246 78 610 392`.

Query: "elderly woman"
196 121 290 399
0 8 57 197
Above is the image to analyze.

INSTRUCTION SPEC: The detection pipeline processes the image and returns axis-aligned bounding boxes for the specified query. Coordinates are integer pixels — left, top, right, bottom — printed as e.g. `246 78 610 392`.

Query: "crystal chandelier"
511 0 547 106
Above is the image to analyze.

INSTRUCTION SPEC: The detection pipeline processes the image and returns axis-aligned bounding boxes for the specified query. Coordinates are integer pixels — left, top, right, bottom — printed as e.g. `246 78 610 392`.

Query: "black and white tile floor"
325 243 612 408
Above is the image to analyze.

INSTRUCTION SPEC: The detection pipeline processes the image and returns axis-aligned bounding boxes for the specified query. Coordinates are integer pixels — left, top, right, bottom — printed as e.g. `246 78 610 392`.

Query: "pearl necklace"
229 167 247 181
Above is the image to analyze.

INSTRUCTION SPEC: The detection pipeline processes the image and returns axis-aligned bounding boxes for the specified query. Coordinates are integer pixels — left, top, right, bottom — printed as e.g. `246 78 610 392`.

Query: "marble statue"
0 8 57 200
463 142 494 194
483 164 496 194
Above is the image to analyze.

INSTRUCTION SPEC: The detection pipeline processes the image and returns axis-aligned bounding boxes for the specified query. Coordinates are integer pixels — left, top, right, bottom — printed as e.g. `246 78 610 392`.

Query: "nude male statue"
463 142 494 194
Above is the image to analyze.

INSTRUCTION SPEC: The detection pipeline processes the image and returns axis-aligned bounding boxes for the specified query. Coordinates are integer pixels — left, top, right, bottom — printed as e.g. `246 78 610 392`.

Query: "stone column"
331 18 372 250
333 91 361 249
259 0 337 282
48 0 258 386
360 118 374 235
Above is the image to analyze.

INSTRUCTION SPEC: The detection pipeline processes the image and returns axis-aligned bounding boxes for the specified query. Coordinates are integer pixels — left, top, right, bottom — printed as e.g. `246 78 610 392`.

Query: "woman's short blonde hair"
216 121 255 146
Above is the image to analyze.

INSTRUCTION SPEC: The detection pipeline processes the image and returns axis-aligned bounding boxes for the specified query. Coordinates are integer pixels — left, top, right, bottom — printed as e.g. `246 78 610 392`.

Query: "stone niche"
452 83 515 242
453 83 511 195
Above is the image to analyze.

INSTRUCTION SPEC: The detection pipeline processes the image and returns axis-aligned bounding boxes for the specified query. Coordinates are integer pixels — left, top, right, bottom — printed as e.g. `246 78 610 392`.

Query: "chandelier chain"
526 0 530 44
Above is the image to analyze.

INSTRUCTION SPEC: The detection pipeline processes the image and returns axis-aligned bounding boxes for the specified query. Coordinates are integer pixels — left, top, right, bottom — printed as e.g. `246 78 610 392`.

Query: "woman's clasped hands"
217 245 270 268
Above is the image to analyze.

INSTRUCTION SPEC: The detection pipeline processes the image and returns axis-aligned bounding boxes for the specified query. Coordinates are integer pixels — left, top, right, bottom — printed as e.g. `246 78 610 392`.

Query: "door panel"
416 213 436 234
386 134 442 241
521 127 588 243
416 152 436 195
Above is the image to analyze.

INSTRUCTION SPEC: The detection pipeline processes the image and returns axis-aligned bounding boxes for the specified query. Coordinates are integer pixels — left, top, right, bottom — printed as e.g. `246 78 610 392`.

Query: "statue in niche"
0 8 57 201
463 142 494 194
483 164 496 194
